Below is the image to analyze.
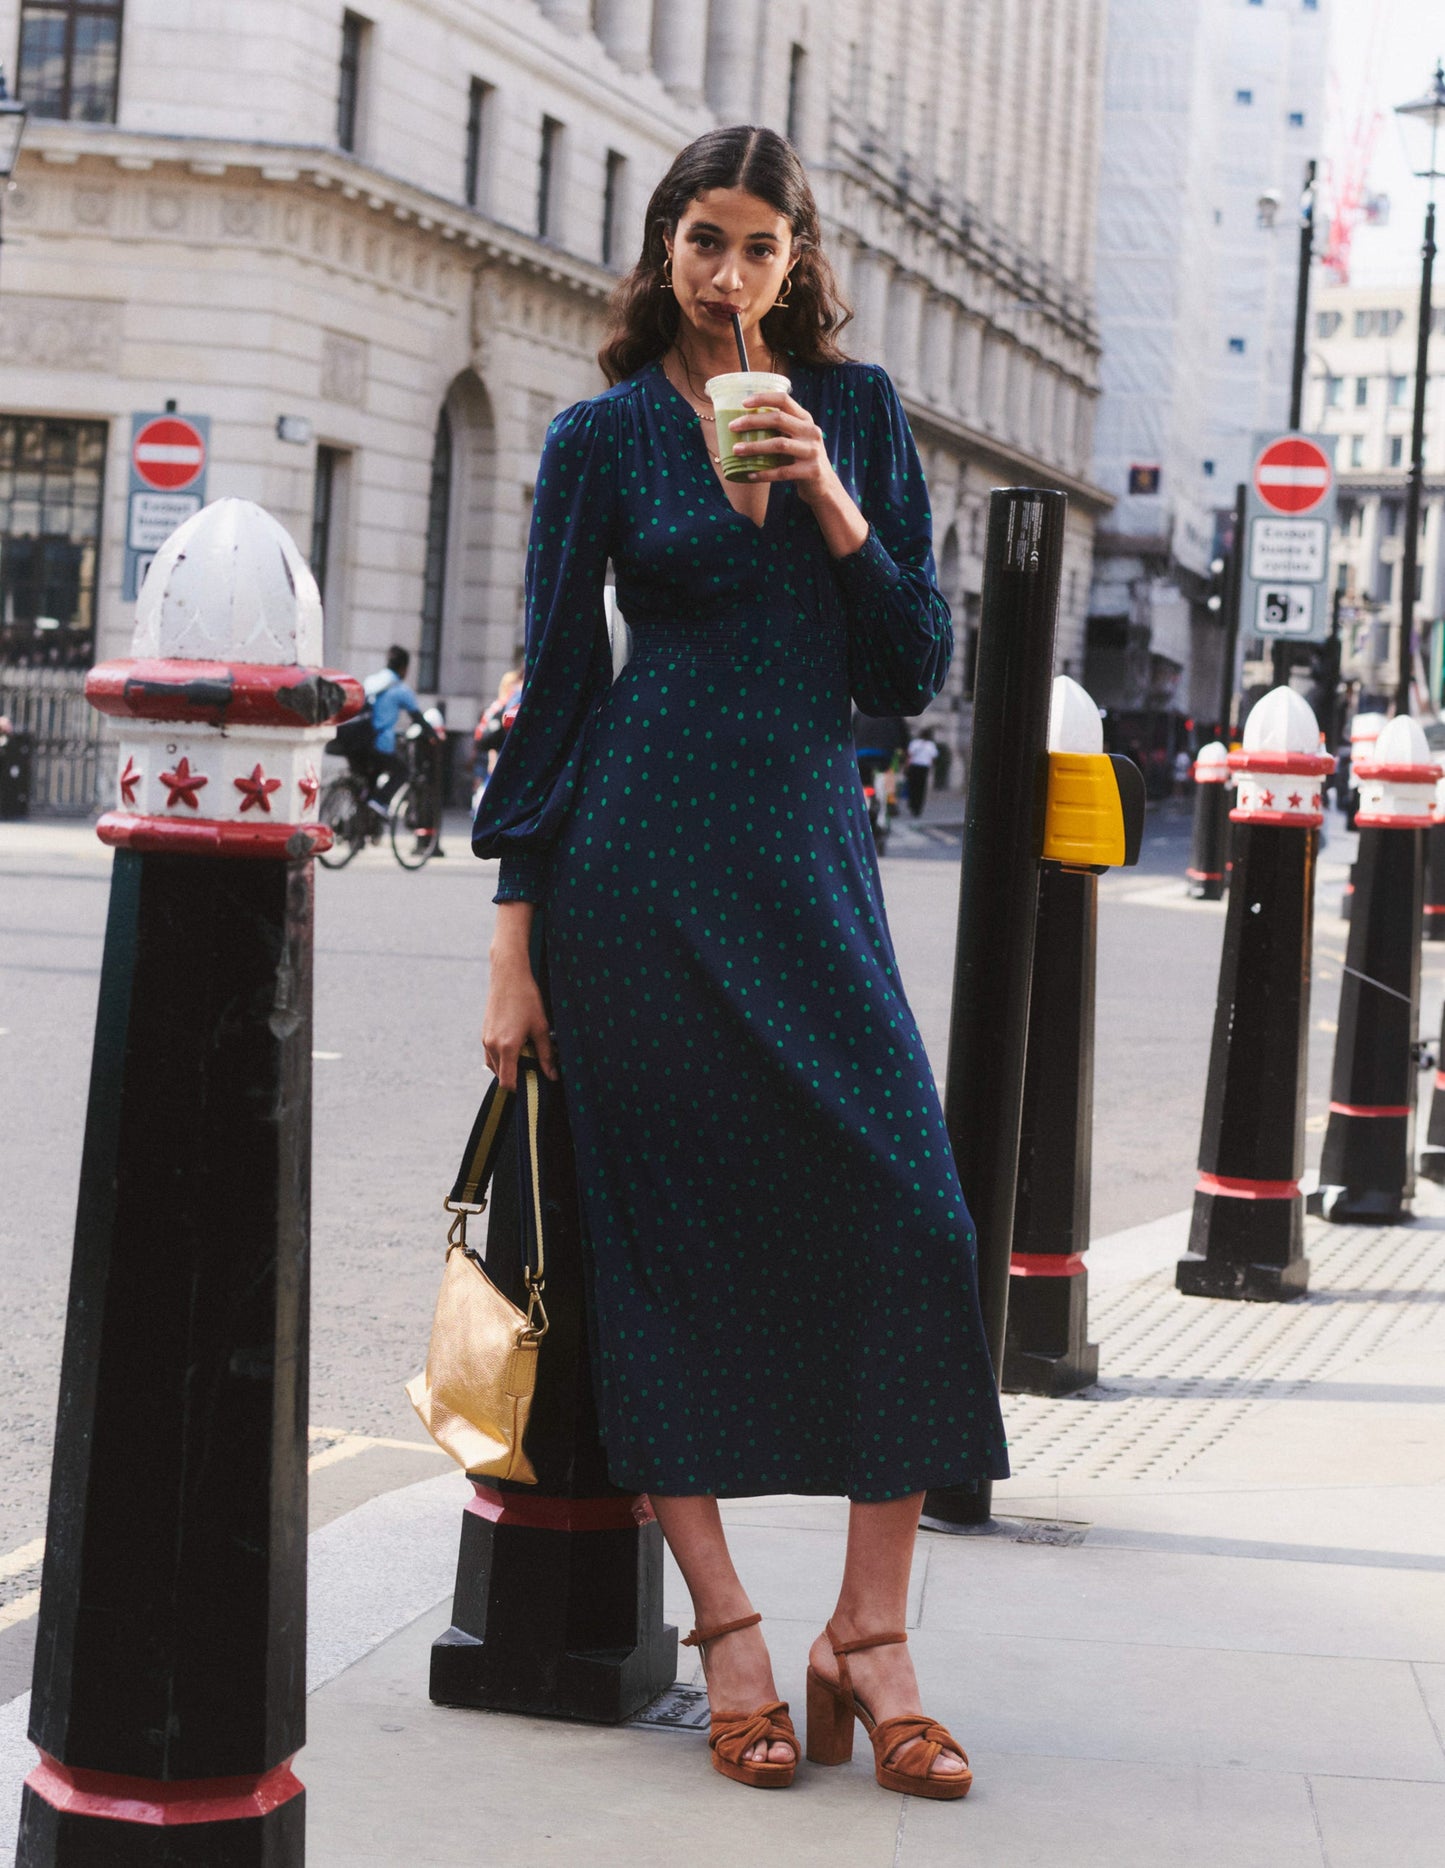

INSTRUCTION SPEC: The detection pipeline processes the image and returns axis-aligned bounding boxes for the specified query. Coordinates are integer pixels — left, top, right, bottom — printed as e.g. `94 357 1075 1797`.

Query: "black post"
18 502 359 1866
1424 819 1445 942
1003 864 1100 1393
1310 719 1435 1222
921 488 1064 1532
1187 741 1230 900
428 917 677 1723
1288 160 1316 432
1176 690 1332 1301
1219 485 1248 737
1396 198 1436 718
1420 1000 1445 1181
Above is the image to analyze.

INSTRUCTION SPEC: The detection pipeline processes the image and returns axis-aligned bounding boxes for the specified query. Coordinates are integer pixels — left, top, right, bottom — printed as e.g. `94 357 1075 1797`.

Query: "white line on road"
0 1541 43 1587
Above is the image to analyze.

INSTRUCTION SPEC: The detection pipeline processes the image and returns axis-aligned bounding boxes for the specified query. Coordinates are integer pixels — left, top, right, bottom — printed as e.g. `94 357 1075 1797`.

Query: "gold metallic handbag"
405 1047 549 1483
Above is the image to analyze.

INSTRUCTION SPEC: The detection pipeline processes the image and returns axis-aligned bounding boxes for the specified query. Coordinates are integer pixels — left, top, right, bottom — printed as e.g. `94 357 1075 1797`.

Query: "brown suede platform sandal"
805 1622 972 1800
680 1612 798 1789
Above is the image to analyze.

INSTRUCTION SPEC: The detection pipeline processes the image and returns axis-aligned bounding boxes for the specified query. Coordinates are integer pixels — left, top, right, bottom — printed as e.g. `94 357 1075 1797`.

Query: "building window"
1227 336 1246 354
602 149 626 268
1324 375 1343 407
1354 375 1370 406
1389 436 1405 468
538 116 563 241
464 78 492 209
310 447 340 607
1381 501 1400 536
337 11 369 153
418 409 452 693
1235 89 1253 106
786 42 806 146
1202 459 1215 477
0 417 108 665
16 0 125 123
1349 435 1364 468
1389 374 1409 406
1316 310 1342 337
1288 110 1305 128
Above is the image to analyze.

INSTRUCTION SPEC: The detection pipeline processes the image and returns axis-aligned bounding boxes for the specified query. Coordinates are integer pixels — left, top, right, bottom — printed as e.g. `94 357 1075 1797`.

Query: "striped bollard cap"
1228 687 1334 828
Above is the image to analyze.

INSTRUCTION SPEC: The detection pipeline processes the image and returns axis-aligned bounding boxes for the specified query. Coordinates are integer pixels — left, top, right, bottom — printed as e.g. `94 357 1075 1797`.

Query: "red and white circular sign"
132 416 207 492
1253 435 1332 515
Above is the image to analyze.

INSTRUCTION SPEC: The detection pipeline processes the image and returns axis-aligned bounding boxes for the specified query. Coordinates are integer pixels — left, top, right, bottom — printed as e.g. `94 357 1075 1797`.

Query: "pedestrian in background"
904 728 940 818
474 124 997 1802
472 667 522 808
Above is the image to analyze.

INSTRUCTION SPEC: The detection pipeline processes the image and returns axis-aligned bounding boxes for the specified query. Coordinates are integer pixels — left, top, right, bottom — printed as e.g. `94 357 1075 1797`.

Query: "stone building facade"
1300 280 1445 707
0 0 1108 804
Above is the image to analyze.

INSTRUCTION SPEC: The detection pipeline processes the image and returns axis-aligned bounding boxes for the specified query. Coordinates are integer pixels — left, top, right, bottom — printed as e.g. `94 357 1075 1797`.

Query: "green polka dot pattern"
473 358 1008 1500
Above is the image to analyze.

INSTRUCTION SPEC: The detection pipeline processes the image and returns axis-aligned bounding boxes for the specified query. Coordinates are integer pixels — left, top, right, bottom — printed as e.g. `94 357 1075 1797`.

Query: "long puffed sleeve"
831 367 953 715
472 399 616 902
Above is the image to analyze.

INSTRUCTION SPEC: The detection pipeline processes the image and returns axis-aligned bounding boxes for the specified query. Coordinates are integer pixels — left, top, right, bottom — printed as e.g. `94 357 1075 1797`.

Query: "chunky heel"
681 1612 797 1789
809 1621 972 1800
805 1666 855 1765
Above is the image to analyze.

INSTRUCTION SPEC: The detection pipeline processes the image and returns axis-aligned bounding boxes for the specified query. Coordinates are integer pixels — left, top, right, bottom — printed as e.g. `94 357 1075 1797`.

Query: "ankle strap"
681 1611 761 1649
826 1622 909 1658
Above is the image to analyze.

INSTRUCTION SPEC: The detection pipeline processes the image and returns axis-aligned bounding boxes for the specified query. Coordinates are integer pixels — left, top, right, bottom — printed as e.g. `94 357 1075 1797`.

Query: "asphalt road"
3 799 1440 1574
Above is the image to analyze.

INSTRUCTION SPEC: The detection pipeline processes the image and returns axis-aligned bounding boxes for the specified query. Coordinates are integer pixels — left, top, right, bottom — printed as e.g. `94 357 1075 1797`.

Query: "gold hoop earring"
774 272 794 310
662 256 674 292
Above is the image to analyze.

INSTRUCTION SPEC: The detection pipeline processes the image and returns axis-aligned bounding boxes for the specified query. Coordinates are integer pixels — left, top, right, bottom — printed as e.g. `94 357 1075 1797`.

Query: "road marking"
0 1541 43 1587
1317 1019 1338 1032
0 1592 39 1634
312 1050 343 1061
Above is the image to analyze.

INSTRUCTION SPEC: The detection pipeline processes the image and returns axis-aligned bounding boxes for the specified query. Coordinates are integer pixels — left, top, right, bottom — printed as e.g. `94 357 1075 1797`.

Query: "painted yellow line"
0 1589 40 1634
308 1428 447 1456
0 1538 45 1586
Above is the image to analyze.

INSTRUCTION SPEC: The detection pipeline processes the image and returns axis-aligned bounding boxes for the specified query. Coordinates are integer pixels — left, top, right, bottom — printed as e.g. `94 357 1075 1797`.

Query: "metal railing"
0 665 109 815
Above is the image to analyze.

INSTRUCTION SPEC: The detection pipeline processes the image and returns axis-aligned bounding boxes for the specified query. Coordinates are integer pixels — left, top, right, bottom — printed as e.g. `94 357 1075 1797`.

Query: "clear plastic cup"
705 371 792 480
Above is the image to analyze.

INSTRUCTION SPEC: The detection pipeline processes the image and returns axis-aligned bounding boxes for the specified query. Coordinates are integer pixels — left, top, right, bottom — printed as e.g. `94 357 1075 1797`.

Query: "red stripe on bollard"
1195 1172 1300 1199
467 1483 655 1532
23 1753 302 1826
1008 1252 1086 1276
1186 868 1223 882
1327 1101 1412 1118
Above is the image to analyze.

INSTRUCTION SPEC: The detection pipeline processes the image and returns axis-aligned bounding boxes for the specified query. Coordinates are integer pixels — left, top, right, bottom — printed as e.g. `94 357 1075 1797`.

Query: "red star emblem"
119 756 140 805
1287 791 1303 809
160 756 208 810
1311 793 1322 809
235 762 282 814
298 763 320 811
1260 789 1275 808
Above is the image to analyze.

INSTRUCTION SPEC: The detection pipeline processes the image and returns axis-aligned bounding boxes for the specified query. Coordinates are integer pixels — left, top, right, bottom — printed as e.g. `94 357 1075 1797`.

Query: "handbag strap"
444 1044 547 1337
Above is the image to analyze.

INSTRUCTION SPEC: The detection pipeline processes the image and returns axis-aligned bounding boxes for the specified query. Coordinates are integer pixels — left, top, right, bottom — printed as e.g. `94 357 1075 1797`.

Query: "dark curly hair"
598 126 853 386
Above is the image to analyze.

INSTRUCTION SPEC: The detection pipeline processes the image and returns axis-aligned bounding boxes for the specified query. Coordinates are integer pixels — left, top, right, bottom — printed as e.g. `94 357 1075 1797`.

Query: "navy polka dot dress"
473 357 1008 1501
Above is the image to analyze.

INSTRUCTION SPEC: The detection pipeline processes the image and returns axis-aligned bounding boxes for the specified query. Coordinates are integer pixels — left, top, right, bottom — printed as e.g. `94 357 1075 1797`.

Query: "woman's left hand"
730 392 840 508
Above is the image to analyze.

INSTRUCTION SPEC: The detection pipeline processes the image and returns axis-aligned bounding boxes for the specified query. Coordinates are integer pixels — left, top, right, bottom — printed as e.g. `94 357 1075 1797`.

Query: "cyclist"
360 646 429 818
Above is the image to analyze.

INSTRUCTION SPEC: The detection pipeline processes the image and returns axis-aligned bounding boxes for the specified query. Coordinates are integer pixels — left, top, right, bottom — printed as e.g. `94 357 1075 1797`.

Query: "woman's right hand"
483 903 560 1090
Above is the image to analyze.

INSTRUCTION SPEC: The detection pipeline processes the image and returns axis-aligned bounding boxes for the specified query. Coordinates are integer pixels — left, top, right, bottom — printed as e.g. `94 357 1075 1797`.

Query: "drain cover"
629 1683 711 1731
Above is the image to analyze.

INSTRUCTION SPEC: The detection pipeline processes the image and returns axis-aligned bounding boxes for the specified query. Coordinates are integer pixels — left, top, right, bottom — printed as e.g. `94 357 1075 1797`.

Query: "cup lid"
703 371 792 396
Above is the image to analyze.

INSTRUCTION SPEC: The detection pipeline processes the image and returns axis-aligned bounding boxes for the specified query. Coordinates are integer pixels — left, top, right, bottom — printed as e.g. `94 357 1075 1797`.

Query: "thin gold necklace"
668 341 776 469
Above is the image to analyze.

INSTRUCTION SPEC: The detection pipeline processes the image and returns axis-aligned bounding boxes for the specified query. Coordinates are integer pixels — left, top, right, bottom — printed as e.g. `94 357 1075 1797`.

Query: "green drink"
705 371 792 480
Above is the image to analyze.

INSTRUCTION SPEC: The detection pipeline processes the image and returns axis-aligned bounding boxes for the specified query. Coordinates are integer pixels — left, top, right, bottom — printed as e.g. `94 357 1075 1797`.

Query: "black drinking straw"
730 311 750 373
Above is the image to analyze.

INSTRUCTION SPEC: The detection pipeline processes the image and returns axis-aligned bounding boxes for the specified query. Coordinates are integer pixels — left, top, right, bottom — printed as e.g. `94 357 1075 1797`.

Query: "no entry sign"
132 415 207 491
124 412 212 600
1241 431 1337 645
1253 435 1332 515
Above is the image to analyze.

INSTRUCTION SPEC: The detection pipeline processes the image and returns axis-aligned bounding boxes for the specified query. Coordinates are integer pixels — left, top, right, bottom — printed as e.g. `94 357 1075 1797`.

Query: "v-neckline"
653 358 776 532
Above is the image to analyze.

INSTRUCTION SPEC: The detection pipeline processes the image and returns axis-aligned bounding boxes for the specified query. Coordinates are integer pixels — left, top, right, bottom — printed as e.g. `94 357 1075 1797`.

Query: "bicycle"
318 725 443 870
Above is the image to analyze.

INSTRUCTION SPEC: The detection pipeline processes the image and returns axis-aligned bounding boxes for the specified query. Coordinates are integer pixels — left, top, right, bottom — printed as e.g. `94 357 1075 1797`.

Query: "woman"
474 126 1007 1799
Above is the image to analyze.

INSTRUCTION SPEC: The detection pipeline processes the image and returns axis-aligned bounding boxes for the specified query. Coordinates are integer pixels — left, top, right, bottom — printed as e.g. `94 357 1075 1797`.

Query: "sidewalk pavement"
7 1174 1439 1866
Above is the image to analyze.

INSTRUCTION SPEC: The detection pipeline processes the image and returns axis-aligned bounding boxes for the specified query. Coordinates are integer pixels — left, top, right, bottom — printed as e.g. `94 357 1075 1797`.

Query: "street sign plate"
128 491 203 551
1256 584 1316 636
1253 435 1332 515
132 415 207 491
1248 516 1328 584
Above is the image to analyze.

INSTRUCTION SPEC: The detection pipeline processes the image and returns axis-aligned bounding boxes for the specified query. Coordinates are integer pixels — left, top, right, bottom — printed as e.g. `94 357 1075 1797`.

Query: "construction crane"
1320 2 1390 285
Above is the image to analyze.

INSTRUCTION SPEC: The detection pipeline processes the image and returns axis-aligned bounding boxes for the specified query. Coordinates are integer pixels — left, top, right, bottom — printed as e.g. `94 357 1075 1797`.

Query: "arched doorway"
418 370 499 706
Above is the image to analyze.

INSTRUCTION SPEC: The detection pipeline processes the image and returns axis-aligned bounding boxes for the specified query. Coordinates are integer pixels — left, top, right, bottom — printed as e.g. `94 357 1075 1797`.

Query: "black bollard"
1005 677 1144 1394
428 918 677 1723
1424 819 1445 942
1176 689 1333 1301
18 503 360 1867
1310 717 1435 1223
1187 740 1230 900
921 489 1065 1533
1420 1009 1445 1181
1341 712 1385 917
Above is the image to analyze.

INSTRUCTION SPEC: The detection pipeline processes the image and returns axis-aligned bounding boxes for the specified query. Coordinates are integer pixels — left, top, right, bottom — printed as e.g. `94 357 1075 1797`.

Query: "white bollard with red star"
85 497 359 857
19 498 360 1868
